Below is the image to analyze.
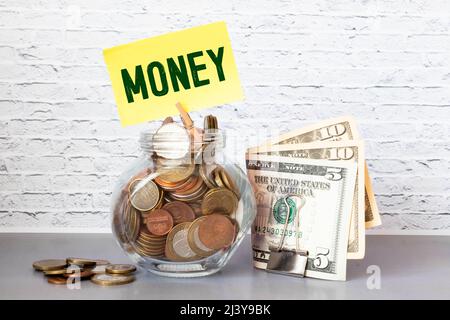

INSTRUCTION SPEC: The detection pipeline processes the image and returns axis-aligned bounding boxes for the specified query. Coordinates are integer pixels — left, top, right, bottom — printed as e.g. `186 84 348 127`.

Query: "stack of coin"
33 258 137 286
114 107 242 262
123 201 141 242
135 227 167 257
91 264 136 286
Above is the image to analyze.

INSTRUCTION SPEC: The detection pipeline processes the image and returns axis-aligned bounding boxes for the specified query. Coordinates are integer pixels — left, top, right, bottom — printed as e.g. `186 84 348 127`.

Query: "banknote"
261 116 360 146
246 154 357 281
247 140 365 259
364 162 382 228
260 116 381 229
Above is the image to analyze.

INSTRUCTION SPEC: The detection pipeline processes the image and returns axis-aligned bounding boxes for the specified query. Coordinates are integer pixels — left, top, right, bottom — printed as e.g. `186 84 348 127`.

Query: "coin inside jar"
198 214 235 250
165 222 198 262
152 122 190 159
199 164 218 189
156 162 195 184
187 217 217 257
130 179 160 211
218 167 241 199
162 201 195 225
146 209 173 236
201 188 239 216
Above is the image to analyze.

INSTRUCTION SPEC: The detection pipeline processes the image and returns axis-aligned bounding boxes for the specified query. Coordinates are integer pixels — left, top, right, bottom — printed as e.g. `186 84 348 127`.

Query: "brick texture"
0 1 449 232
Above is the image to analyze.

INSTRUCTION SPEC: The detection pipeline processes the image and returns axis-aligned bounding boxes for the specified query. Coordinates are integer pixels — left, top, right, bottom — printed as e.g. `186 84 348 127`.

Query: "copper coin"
146 209 173 236
171 176 204 196
154 176 189 191
163 201 195 224
189 202 203 217
172 176 199 194
198 214 235 250
47 276 67 285
187 217 217 257
169 183 208 202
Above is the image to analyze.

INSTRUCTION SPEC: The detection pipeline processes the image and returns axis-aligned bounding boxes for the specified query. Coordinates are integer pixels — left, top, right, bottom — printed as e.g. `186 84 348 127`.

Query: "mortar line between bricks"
3 80 450 89
3 7 450 19
2 99 450 108
4 45 450 55
3 25 450 36
0 46 448 53
6 62 450 71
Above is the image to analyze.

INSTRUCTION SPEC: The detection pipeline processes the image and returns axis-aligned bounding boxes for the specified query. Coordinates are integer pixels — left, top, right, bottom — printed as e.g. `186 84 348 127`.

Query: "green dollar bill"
246 154 357 281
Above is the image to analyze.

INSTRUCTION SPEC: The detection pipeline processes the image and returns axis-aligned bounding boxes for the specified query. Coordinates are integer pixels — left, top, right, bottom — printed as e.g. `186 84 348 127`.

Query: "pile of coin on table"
32 258 137 286
113 104 242 262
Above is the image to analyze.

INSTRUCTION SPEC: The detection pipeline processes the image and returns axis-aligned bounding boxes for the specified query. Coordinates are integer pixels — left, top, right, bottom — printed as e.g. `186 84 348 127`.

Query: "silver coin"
152 123 190 159
172 228 197 259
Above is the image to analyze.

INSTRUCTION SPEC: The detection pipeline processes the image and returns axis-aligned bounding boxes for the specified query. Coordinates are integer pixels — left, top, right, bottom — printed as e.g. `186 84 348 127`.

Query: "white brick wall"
0 1 449 232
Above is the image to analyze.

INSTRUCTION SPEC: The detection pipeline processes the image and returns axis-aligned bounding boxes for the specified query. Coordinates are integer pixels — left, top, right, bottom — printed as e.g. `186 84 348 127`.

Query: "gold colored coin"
219 168 241 199
64 269 95 279
91 273 135 286
43 269 68 276
66 257 97 267
157 163 195 184
123 200 140 242
92 259 111 266
33 259 67 271
199 164 217 189
105 264 136 275
128 178 142 195
201 188 238 216
213 168 225 187
130 180 160 211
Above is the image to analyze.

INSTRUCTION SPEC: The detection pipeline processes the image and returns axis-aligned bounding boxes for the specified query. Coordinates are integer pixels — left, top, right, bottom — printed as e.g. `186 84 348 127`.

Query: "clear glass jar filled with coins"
111 104 257 277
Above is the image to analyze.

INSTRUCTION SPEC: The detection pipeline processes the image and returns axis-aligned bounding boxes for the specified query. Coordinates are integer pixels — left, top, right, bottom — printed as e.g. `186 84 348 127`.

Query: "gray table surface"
0 233 448 300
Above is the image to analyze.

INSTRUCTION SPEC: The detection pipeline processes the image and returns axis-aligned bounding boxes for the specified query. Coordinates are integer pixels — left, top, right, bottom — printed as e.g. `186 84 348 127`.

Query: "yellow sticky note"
103 21 244 126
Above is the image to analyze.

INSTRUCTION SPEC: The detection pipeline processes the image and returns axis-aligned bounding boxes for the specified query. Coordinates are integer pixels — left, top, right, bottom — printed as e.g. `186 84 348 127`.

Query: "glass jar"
110 116 256 277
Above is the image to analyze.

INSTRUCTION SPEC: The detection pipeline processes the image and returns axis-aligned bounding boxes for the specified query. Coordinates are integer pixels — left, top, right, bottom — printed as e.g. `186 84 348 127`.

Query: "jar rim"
139 127 225 157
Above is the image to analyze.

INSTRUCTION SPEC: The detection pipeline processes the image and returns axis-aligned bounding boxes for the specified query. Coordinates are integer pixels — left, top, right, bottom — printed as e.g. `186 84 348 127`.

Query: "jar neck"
139 128 225 161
